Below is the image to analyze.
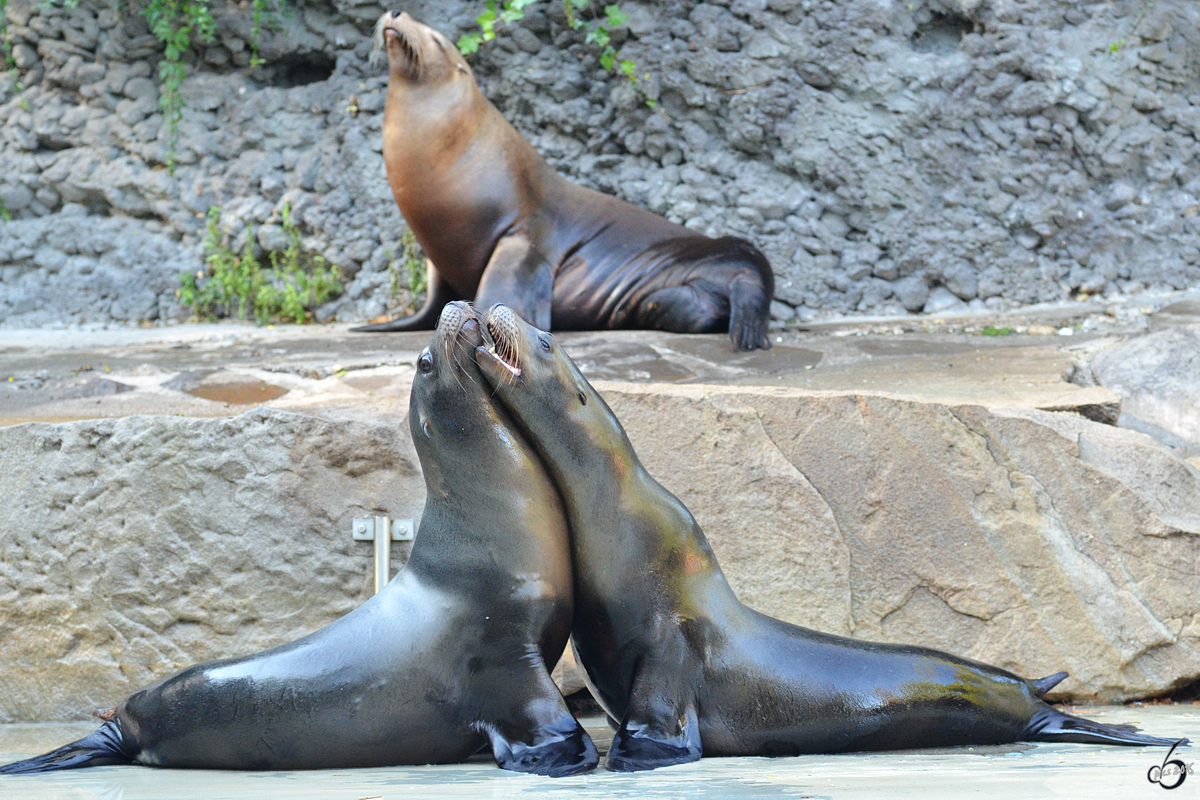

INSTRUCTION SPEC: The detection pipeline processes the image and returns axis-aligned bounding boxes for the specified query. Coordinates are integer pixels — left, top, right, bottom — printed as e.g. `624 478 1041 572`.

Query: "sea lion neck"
407 321 568 577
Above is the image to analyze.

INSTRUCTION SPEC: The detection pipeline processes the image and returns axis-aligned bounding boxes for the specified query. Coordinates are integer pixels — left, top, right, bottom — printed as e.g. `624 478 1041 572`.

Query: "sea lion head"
373 11 473 89
409 301 504 499
475 304 599 435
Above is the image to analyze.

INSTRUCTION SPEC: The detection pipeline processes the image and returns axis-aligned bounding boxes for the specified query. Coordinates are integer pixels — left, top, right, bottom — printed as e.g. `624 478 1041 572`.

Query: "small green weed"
179 204 341 324
981 326 1014 336
387 229 428 313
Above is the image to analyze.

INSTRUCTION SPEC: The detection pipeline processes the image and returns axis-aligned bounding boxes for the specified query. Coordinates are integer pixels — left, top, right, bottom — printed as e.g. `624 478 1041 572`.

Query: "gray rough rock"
2 0 1200 326
1091 323 1200 446
2 386 1198 720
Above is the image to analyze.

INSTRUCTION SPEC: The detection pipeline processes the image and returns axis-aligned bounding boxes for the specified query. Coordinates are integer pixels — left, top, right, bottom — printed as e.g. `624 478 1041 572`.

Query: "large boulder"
1091 323 1200 447
600 384 1200 703
0 409 422 721
1 385 1198 720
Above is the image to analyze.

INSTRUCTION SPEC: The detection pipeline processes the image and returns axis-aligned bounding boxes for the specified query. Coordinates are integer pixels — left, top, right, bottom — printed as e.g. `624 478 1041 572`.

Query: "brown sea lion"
475 303 1186 772
353 11 774 351
0 303 596 778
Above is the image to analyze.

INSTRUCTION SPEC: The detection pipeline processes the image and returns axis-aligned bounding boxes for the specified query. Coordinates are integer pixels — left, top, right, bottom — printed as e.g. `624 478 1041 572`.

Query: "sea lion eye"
539 337 552 352
577 389 587 405
421 420 431 438
417 352 433 373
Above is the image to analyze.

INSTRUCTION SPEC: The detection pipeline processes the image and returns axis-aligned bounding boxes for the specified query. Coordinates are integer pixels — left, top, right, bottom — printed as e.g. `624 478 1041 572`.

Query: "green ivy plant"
457 0 652 106
1 0 16 82
180 203 342 324
457 0 537 53
2 0 281 171
143 0 217 172
249 0 287 67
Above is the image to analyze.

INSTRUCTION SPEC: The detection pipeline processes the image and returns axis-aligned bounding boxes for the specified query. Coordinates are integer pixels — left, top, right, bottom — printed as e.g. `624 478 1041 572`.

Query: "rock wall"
2 390 1198 720
3 0 1200 326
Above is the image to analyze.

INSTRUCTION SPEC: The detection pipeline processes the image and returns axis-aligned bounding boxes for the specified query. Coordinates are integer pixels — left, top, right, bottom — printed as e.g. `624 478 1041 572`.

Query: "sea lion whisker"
370 14 389 68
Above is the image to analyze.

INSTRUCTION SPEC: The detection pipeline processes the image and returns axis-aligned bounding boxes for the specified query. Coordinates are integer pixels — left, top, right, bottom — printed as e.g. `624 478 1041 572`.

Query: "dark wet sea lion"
475 303 1186 772
0 303 596 777
353 11 774 351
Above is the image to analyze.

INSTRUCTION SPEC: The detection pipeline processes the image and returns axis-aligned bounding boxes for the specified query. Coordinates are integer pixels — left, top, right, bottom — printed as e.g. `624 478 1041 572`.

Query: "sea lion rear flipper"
474 231 553 331
351 263 454 332
0 719 135 774
1025 706 1187 747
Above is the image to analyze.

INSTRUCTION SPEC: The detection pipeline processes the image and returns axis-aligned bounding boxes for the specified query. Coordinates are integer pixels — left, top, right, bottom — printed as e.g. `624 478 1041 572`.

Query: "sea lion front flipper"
605 659 701 772
351 261 455 332
476 660 598 778
607 702 702 772
482 710 598 778
474 231 554 331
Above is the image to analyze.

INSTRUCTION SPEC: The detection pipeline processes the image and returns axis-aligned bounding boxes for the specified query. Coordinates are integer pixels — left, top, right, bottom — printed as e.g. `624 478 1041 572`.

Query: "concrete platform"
0 706 1195 799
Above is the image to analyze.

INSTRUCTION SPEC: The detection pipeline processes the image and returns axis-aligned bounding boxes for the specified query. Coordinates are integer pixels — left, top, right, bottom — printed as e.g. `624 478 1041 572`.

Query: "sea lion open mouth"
484 306 523 378
373 12 421 77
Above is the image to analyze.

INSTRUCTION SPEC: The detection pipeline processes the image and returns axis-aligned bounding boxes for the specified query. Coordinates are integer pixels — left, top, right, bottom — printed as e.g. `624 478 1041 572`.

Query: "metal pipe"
373 516 391 594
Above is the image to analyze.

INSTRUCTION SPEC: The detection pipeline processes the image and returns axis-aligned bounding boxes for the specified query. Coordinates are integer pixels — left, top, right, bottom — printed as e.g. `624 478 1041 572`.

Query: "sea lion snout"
483 305 525 377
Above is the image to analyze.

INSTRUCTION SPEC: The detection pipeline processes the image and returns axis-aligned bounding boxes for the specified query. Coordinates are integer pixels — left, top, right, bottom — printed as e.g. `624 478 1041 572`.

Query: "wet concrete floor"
0 707 1195 799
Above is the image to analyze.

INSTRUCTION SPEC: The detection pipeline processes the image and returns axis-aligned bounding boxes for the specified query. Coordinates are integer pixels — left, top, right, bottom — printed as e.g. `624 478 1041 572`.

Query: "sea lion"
0 303 596 778
474 303 1186 772
353 11 774 351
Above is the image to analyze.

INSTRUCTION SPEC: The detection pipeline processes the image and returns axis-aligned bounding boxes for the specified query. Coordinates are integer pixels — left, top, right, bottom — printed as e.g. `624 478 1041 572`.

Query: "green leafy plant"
143 0 217 172
180 204 341 324
457 0 538 54
7 0 281 171
457 1 652 106
388 229 428 312
0 198 11 222
981 326 1014 336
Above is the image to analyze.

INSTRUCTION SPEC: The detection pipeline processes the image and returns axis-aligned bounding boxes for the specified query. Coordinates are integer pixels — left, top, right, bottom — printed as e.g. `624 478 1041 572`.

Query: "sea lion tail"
1025 706 1188 747
0 719 135 774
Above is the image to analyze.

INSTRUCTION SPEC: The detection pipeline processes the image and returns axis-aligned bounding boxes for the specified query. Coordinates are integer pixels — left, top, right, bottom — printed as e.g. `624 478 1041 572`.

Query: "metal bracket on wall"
352 517 415 594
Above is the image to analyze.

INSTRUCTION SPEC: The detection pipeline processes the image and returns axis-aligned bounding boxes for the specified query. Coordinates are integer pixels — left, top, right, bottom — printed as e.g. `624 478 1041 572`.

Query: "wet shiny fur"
475 303 1186 771
0 303 596 777
354 12 773 351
